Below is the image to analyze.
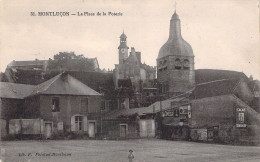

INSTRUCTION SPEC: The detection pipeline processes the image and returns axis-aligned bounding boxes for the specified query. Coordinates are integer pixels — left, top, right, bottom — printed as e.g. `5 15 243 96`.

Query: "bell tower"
118 32 129 64
157 11 195 98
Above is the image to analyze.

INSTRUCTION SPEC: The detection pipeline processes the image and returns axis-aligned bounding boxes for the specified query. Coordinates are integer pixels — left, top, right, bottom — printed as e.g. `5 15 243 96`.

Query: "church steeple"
158 11 193 59
118 31 128 49
157 9 195 98
169 12 182 40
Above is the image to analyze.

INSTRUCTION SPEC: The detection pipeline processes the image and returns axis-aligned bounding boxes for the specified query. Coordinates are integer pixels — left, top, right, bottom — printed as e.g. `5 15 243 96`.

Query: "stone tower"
118 32 129 65
157 11 195 98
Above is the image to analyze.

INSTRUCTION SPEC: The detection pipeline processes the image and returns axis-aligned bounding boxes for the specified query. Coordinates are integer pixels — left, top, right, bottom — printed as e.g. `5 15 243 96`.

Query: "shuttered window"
75 116 83 131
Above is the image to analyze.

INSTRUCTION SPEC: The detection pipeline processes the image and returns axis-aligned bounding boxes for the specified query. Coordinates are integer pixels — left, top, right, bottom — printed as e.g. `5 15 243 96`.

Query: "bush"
1 134 16 141
67 132 76 139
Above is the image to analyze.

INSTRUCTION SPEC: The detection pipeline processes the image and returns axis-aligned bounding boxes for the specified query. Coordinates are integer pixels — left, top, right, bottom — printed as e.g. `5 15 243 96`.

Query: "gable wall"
39 95 101 132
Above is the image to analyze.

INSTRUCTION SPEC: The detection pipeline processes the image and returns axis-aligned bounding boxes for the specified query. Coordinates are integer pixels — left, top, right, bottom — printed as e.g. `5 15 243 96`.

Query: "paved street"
1 139 260 162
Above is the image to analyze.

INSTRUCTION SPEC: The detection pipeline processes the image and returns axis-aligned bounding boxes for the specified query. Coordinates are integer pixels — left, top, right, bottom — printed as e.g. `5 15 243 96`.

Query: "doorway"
88 122 96 138
45 123 52 139
120 124 128 138
139 119 155 138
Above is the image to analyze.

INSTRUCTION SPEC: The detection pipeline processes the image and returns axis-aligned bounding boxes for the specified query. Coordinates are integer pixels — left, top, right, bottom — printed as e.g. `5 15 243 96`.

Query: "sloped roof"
7 60 47 67
1 72 101 99
191 78 241 99
120 32 127 38
0 82 35 99
141 63 155 73
30 72 101 96
5 69 115 93
195 69 248 84
104 97 186 119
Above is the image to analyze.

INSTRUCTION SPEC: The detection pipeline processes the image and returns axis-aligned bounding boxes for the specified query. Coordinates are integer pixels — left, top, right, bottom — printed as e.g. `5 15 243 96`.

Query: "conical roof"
120 32 127 38
158 12 193 59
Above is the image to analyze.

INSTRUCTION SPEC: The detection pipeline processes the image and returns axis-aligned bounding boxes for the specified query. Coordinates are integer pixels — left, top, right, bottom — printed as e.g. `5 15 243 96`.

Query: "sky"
0 0 259 79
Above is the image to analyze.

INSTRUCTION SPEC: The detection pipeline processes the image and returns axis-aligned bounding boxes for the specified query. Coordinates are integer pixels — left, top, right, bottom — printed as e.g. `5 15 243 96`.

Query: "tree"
47 52 97 71
53 52 85 60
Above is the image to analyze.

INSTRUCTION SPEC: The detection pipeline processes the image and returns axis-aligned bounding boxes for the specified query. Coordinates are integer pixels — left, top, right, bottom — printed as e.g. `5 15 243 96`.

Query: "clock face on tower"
121 48 125 53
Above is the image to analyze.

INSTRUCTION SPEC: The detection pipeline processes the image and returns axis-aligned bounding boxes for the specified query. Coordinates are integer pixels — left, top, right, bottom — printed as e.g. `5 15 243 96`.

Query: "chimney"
136 52 141 63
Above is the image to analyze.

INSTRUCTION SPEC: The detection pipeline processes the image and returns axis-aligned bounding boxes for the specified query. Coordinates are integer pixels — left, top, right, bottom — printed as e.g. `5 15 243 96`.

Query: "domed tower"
157 11 195 98
118 32 129 65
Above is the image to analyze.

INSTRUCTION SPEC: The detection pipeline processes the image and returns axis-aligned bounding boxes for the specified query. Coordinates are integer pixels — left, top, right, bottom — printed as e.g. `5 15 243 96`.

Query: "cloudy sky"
0 0 259 79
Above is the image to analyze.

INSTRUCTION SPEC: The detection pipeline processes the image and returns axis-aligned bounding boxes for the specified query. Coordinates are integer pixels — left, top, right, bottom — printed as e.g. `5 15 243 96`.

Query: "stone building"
0 72 103 139
6 57 100 72
7 59 49 71
154 10 260 144
114 32 157 108
157 12 195 99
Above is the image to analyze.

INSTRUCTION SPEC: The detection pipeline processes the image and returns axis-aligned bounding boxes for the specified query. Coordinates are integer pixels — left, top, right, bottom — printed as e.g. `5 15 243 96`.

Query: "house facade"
1 72 102 139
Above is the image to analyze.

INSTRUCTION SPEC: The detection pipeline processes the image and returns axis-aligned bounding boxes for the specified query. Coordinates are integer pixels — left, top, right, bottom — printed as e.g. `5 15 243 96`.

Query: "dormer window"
175 58 181 70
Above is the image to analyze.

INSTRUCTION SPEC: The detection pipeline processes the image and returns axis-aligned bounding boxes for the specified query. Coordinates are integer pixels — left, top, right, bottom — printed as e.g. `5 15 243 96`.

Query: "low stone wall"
9 119 43 135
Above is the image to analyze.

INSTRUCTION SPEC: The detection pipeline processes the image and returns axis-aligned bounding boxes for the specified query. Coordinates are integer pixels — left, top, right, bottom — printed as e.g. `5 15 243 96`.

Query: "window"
52 97 60 112
175 58 181 70
158 60 163 71
161 84 168 93
75 116 83 131
162 60 167 70
101 100 112 111
183 59 190 70
101 101 106 110
81 98 89 112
